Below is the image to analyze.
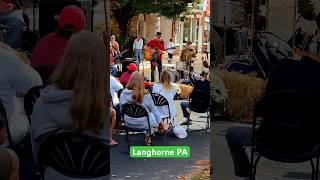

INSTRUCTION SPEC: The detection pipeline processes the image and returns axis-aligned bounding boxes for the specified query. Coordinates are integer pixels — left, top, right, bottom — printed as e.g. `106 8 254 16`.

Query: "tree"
111 0 195 36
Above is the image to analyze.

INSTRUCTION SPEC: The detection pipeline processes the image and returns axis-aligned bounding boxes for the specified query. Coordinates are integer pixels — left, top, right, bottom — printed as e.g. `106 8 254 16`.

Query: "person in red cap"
119 63 137 86
31 5 86 71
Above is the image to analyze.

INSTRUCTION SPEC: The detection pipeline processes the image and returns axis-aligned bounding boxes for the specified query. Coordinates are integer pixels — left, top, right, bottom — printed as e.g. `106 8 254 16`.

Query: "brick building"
110 0 210 53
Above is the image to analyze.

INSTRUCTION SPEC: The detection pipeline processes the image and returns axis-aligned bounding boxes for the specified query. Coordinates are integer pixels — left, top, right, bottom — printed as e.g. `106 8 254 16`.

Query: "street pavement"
110 100 211 180
213 120 313 180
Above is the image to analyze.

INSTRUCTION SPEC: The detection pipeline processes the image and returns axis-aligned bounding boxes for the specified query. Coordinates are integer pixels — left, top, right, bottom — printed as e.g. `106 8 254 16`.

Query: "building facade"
110 0 210 53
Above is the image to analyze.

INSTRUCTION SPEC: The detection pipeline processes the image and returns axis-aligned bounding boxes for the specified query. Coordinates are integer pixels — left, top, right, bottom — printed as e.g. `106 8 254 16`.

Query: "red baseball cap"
128 63 137 72
58 5 86 32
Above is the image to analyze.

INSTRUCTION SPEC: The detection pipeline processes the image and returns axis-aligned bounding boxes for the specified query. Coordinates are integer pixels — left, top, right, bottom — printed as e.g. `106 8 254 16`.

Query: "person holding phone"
0 0 23 48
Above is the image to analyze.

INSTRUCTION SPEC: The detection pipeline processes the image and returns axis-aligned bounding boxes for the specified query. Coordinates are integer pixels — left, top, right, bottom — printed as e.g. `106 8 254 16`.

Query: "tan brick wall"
144 15 156 40
160 17 173 43
110 13 173 43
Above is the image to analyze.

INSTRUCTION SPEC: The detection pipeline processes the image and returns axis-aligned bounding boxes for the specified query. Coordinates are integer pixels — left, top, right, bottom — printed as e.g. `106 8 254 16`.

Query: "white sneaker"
235 176 259 180
235 177 250 180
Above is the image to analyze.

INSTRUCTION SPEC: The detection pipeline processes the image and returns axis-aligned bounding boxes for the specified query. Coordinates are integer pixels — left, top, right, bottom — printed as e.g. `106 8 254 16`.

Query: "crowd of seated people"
0 5 109 179
31 31 109 162
0 3 211 178
120 72 169 145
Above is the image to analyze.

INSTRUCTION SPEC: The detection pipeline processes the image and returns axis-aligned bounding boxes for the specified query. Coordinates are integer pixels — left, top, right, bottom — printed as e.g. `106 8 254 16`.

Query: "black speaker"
122 58 135 73
38 0 91 38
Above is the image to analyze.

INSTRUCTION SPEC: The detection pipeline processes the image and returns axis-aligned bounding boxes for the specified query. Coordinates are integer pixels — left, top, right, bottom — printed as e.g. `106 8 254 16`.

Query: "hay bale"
214 70 267 123
178 84 193 100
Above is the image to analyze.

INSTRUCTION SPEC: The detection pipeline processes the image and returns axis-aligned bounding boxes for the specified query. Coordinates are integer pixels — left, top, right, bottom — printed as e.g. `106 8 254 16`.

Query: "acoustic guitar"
144 47 176 61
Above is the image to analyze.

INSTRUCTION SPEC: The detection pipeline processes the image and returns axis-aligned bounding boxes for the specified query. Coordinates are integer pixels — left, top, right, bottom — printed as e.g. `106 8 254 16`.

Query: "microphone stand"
91 0 95 32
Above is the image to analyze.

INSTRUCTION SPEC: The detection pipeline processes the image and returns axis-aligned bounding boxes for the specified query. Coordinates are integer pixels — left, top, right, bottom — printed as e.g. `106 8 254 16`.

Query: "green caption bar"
130 146 190 158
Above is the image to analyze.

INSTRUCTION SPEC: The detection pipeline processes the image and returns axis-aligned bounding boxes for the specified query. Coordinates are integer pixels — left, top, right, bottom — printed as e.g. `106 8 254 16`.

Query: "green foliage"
112 0 195 19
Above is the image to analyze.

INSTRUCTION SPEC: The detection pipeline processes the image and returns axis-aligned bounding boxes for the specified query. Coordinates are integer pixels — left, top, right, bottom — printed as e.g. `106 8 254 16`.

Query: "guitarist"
144 32 166 82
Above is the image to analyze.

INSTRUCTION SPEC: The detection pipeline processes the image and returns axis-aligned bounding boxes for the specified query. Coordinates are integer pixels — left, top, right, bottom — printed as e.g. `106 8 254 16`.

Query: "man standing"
167 38 175 63
110 35 120 56
133 34 144 68
0 1 23 48
179 41 196 79
145 32 166 82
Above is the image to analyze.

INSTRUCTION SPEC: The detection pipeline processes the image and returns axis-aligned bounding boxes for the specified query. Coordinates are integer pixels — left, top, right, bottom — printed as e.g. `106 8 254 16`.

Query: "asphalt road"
110 101 211 180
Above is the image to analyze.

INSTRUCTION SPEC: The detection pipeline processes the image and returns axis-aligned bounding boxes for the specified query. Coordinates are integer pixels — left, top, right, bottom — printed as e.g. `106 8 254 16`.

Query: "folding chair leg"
145 136 153 146
310 159 316 180
251 154 261 180
206 111 210 133
125 129 130 151
187 110 191 131
316 157 319 180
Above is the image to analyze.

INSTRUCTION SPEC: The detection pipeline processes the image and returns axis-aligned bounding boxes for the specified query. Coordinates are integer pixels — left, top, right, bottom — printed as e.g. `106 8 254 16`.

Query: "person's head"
156 32 162 40
128 63 137 73
126 72 145 103
111 35 116 41
137 34 141 39
58 5 86 38
170 38 173 42
200 71 209 80
203 61 209 68
51 31 106 132
186 41 192 48
160 71 172 91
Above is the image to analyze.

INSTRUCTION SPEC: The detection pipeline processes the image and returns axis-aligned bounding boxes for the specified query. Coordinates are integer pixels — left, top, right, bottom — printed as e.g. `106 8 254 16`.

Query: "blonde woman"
152 71 177 122
31 31 108 161
120 72 169 144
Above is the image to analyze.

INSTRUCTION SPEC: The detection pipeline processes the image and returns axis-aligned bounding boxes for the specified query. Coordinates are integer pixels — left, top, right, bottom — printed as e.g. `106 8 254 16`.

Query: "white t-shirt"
110 76 123 106
133 38 144 50
0 48 43 146
152 83 177 121
167 42 175 54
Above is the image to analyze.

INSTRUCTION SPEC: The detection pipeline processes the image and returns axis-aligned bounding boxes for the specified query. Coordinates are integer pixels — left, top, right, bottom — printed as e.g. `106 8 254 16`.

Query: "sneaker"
235 176 259 180
180 119 192 125
110 140 118 146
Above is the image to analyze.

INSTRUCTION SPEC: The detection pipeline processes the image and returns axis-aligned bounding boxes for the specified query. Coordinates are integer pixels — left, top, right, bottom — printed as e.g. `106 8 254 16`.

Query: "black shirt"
266 57 320 100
